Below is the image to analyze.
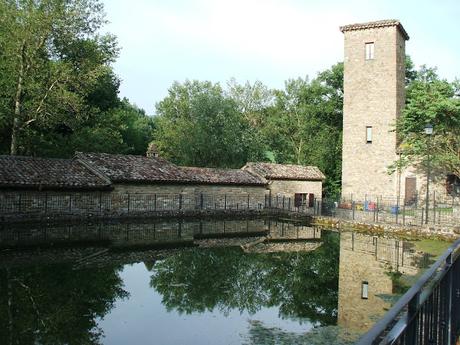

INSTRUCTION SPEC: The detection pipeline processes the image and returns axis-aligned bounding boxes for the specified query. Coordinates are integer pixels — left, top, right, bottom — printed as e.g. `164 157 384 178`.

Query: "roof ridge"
340 19 409 40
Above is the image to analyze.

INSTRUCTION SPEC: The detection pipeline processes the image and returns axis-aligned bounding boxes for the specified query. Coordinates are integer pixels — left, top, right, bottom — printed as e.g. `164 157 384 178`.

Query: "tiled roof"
180 167 267 186
0 155 111 190
243 162 325 181
340 19 409 40
76 152 188 183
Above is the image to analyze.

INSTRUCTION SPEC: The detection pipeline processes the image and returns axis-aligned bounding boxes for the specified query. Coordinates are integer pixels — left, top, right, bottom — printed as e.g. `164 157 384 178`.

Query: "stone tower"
340 20 409 201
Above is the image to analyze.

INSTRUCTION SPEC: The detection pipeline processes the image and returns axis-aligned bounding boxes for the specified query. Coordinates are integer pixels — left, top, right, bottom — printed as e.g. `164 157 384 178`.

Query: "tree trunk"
10 75 23 155
10 45 25 156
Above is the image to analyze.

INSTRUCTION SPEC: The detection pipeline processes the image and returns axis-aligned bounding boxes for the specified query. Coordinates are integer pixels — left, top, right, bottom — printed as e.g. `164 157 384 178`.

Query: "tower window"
365 42 374 60
366 126 373 143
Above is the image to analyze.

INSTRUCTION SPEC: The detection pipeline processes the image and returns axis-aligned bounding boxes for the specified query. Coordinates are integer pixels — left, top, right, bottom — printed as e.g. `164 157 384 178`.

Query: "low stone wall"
0 189 268 223
312 216 460 240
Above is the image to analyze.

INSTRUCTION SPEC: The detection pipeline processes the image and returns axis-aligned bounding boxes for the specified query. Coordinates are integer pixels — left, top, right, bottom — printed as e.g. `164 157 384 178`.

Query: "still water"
0 218 448 345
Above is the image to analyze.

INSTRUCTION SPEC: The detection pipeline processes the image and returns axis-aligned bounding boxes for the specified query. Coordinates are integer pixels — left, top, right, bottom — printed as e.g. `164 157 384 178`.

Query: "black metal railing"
356 237 460 345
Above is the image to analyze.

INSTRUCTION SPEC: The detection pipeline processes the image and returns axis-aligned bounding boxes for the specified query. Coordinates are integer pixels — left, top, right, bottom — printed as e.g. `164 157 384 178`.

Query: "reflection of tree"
151 232 340 325
243 320 358 345
0 263 128 345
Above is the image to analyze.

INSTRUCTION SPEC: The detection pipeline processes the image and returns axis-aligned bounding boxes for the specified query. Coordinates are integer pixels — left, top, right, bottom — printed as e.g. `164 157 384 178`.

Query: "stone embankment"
312 216 460 241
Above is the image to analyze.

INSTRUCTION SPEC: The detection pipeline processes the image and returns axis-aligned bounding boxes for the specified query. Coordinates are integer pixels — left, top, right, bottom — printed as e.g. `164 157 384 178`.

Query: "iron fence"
332 194 460 227
0 191 268 218
356 237 460 345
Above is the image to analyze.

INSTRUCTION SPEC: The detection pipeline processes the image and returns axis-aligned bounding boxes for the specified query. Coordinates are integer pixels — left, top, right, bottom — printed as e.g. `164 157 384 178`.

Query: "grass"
413 238 451 258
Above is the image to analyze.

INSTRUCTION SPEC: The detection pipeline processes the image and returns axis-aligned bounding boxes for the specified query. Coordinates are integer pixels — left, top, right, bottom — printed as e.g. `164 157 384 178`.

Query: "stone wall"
268 180 322 199
341 25 406 200
0 184 269 222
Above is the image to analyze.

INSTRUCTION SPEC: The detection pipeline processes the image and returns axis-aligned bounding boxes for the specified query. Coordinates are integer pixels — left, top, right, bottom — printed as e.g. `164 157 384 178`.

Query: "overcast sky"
101 0 460 115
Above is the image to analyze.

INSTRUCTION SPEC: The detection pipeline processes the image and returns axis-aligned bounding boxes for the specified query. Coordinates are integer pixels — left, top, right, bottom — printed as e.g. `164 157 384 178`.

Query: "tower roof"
340 19 409 40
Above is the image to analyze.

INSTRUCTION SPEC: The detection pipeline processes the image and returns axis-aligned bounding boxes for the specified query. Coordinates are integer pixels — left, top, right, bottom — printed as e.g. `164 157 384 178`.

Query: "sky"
101 0 460 115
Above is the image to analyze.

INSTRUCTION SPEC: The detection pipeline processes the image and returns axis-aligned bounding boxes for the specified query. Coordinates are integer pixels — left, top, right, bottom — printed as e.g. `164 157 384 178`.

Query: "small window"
365 42 374 60
366 126 373 143
294 193 308 207
361 281 369 299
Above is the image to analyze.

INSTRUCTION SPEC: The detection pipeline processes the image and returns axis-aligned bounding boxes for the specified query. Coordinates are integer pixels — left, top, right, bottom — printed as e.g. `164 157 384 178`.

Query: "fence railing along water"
1 191 459 227
356 237 460 345
332 194 460 227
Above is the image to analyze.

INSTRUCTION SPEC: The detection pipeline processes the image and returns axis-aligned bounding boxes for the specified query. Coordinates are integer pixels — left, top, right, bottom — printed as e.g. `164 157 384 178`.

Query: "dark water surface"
0 218 447 344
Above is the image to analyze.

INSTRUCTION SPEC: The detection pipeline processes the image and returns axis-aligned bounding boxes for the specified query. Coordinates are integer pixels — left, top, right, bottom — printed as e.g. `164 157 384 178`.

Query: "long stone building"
0 153 324 218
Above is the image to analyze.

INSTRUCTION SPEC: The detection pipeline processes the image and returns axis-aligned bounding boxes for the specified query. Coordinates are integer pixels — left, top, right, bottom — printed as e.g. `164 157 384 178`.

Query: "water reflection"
0 218 445 345
150 231 339 324
0 263 127 345
337 232 431 333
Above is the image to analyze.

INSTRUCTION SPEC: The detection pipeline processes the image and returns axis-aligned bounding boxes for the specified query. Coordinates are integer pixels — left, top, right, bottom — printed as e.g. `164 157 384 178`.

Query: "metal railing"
356 237 460 345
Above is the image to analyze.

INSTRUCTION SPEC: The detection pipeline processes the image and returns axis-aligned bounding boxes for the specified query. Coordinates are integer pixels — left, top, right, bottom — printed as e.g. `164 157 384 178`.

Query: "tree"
261 63 344 197
0 0 118 155
153 80 264 168
395 66 460 179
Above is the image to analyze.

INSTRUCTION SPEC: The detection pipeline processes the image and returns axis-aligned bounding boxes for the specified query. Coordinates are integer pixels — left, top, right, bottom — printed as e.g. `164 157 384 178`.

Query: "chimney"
146 142 159 158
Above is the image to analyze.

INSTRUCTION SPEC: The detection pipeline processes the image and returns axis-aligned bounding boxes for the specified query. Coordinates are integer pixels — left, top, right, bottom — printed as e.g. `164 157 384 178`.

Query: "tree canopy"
0 0 154 157
395 66 460 179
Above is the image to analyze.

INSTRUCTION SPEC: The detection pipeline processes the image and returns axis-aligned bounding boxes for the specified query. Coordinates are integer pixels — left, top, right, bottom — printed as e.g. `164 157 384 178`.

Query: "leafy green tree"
261 63 343 197
153 80 264 168
395 66 460 178
0 0 118 155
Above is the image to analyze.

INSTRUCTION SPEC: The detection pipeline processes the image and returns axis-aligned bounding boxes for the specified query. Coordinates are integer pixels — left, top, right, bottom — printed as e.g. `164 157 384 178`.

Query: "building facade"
340 20 409 201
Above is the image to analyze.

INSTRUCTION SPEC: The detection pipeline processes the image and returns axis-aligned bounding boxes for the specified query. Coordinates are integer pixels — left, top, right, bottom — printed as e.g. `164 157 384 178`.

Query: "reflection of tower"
340 20 409 200
337 232 419 333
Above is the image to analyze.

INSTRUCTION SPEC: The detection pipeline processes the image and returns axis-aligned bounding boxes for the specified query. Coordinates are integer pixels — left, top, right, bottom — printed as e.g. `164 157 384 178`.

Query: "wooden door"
404 177 417 205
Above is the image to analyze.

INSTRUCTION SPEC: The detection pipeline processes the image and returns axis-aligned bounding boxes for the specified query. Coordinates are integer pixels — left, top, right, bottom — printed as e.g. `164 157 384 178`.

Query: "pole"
425 134 432 224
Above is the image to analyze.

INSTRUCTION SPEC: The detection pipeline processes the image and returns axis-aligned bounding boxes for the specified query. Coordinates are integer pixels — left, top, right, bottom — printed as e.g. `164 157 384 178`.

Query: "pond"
0 218 449 345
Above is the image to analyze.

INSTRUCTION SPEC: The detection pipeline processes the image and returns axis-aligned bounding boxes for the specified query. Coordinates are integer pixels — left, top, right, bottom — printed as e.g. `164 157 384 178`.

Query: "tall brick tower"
340 20 409 201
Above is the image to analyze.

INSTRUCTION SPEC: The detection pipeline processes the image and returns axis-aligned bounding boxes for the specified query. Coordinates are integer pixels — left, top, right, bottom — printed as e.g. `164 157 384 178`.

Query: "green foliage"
153 64 344 196
154 80 265 168
395 66 460 178
0 0 154 157
258 63 343 197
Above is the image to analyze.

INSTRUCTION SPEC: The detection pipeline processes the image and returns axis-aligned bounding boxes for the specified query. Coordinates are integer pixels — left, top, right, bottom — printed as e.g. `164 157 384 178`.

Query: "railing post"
179 194 183 210
403 202 406 226
224 195 227 210
288 197 291 211
247 194 250 209
200 193 204 210
154 194 157 211
127 193 130 214
282 196 285 209
352 201 355 220
406 292 421 345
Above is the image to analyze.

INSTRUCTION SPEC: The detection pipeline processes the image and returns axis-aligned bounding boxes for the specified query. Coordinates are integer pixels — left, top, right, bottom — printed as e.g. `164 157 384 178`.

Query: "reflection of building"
337 232 423 332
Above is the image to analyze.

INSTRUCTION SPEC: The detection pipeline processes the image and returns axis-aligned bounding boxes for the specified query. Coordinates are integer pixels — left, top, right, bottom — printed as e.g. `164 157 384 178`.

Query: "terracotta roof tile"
340 19 409 40
180 166 267 186
243 162 325 181
0 155 111 190
76 152 187 183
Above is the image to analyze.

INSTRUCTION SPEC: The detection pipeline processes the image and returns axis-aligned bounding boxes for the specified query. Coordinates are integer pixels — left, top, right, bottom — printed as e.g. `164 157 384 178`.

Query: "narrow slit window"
361 281 369 299
365 42 374 60
366 126 373 143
